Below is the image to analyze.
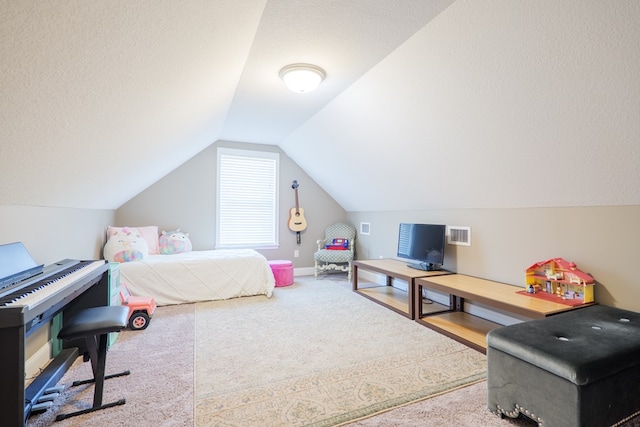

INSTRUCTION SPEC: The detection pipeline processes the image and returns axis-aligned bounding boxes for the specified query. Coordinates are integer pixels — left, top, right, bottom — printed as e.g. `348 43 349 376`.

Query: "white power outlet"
294 250 299 258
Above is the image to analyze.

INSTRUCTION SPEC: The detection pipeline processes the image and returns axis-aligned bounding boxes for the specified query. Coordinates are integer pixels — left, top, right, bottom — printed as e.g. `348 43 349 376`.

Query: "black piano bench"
55 305 131 421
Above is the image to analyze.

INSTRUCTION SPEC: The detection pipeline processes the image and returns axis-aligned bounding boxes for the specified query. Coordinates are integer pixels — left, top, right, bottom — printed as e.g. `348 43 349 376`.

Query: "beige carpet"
27 275 640 426
194 277 486 426
29 301 195 426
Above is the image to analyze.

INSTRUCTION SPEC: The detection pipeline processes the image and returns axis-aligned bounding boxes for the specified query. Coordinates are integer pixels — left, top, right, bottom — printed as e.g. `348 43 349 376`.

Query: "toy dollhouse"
525 258 595 304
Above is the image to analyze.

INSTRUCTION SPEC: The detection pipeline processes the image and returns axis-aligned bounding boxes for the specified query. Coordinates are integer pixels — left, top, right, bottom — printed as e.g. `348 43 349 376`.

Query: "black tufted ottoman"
487 305 640 427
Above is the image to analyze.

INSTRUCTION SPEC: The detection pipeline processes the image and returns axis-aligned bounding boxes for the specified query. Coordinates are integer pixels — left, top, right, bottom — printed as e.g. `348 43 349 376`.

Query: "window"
216 148 279 248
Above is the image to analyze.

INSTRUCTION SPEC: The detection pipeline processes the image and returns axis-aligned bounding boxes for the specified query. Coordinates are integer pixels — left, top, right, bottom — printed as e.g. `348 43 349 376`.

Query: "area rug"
194 277 487 426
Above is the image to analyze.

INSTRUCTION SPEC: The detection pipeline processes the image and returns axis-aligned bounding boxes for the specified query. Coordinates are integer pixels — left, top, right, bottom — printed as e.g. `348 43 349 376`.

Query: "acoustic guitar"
288 180 307 243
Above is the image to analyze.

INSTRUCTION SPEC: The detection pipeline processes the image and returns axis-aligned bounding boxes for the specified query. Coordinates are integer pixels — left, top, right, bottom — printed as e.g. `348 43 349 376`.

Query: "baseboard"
294 267 356 278
294 267 315 276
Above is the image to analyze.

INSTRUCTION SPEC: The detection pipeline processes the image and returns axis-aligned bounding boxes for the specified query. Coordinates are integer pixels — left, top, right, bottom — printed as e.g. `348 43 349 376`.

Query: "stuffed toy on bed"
159 229 192 255
104 227 149 262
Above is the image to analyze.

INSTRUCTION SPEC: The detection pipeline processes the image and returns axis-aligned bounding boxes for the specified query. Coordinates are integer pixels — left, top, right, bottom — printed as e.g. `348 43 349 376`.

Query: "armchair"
314 222 356 280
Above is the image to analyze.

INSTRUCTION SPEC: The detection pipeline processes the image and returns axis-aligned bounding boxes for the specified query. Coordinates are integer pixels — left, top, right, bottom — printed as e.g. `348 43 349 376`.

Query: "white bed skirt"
118 249 276 306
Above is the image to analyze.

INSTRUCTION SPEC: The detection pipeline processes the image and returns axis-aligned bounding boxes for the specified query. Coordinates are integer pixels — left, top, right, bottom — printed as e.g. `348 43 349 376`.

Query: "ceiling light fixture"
279 64 326 93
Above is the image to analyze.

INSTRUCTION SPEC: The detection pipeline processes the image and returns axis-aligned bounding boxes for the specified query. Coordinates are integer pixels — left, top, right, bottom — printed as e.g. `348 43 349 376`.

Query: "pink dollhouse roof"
526 257 594 284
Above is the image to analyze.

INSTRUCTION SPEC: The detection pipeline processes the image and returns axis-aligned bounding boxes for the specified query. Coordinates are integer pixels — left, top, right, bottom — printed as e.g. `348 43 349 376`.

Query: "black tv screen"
397 223 446 271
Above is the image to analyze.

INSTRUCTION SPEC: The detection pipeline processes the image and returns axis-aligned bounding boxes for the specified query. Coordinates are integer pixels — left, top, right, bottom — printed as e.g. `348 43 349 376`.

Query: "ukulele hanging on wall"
288 180 307 244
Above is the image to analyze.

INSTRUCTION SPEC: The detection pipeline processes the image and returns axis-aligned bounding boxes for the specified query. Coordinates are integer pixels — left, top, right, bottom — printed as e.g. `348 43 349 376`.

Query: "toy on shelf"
325 238 349 250
119 283 157 330
523 258 595 305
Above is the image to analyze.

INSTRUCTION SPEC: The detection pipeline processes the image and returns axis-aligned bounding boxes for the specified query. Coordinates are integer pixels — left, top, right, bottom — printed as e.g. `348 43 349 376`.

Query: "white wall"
348 205 640 312
0 205 114 265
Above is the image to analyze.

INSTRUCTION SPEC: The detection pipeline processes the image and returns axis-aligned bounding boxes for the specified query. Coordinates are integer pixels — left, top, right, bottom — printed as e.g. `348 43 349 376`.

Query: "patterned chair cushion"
322 223 356 243
314 248 353 263
314 223 356 280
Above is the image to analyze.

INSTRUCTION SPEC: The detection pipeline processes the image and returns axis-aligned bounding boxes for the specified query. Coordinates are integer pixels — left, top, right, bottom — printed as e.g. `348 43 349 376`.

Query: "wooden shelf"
352 259 451 319
352 262 593 354
417 312 501 353
416 274 590 319
414 274 594 354
356 286 409 315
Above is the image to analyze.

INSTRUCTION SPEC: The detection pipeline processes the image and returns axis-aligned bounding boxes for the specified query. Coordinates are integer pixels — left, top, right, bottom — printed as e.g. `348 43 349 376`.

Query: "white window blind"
216 148 279 248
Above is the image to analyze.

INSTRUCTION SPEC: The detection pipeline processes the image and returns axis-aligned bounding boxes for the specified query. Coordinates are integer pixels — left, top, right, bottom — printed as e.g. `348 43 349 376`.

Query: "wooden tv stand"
414 274 594 353
351 259 594 353
352 259 451 320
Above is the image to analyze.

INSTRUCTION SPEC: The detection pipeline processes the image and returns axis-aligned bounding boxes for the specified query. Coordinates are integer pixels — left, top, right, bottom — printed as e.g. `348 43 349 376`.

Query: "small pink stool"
268 260 294 287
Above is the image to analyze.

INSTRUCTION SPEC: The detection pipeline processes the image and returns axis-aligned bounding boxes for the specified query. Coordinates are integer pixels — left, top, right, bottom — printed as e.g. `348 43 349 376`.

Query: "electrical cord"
422 289 433 304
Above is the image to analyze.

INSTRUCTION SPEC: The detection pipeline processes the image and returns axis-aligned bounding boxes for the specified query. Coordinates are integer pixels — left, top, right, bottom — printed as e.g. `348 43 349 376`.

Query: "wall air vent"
360 222 370 235
447 226 471 246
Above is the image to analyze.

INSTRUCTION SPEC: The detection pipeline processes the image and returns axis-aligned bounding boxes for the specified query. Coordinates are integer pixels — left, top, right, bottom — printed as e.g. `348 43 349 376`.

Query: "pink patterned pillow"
108 225 159 254
104 227 149 262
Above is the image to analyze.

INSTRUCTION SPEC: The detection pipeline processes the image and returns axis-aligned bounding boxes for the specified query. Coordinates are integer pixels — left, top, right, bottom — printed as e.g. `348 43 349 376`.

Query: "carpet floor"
194 277 485 426
27 275 640 426
29 300 195 426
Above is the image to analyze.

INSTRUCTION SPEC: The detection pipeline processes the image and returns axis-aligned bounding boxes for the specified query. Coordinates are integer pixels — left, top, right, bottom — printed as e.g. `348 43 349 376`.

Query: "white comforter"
119 249 276 306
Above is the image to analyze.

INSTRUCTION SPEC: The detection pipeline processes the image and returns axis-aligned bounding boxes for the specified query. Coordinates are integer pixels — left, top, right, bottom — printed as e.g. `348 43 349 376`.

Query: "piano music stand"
55 305 131 421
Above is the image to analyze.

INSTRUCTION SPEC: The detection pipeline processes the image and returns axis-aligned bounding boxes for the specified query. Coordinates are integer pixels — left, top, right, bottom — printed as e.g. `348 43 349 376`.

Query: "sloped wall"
282 1 640 212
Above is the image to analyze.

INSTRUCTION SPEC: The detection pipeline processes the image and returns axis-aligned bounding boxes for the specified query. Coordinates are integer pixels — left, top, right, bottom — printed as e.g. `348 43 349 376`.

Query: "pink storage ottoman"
268 260 294 287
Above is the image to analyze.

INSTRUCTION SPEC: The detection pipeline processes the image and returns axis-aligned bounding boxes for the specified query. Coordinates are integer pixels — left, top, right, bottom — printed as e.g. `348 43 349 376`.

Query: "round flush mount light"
279 63 326 93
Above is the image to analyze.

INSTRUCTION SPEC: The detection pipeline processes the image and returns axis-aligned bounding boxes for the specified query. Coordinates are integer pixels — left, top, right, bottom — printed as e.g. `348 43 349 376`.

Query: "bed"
118 249 276 306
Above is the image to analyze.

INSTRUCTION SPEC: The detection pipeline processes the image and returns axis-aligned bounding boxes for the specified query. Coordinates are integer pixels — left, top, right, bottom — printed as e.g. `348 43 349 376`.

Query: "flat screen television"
397 223 446 271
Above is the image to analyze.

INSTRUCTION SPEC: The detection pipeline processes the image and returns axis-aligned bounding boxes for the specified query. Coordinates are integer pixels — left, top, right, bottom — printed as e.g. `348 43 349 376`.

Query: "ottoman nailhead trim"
612 409 640 427
495 404 544 426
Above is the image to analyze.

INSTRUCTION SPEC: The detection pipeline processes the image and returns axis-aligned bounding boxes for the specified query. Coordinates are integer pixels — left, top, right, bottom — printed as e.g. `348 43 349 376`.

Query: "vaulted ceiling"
2 1 639 211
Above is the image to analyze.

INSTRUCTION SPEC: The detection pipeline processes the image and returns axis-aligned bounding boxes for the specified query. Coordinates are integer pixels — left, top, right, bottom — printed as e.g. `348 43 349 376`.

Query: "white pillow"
104 227 149 262
108 225 159 254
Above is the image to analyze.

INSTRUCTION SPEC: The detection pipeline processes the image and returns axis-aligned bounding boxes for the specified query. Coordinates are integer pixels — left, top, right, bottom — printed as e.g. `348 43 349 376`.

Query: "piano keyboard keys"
2 260 105 309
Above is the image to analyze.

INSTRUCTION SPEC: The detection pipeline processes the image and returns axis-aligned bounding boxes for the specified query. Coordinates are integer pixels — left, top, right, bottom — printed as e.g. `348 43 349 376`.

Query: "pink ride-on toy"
119 283 156 330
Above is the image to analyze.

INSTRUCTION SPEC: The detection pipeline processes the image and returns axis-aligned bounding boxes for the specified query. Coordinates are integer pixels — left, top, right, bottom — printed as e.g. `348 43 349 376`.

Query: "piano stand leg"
55 398 126 421
72 370 131 387
55 306 130 422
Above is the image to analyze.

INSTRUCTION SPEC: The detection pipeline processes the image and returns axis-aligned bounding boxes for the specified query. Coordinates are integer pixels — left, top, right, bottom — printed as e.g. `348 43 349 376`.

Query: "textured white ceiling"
0 0 453 209
1 0 266 209
281 0 640 210
221 0 454 144
1 1 639 211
